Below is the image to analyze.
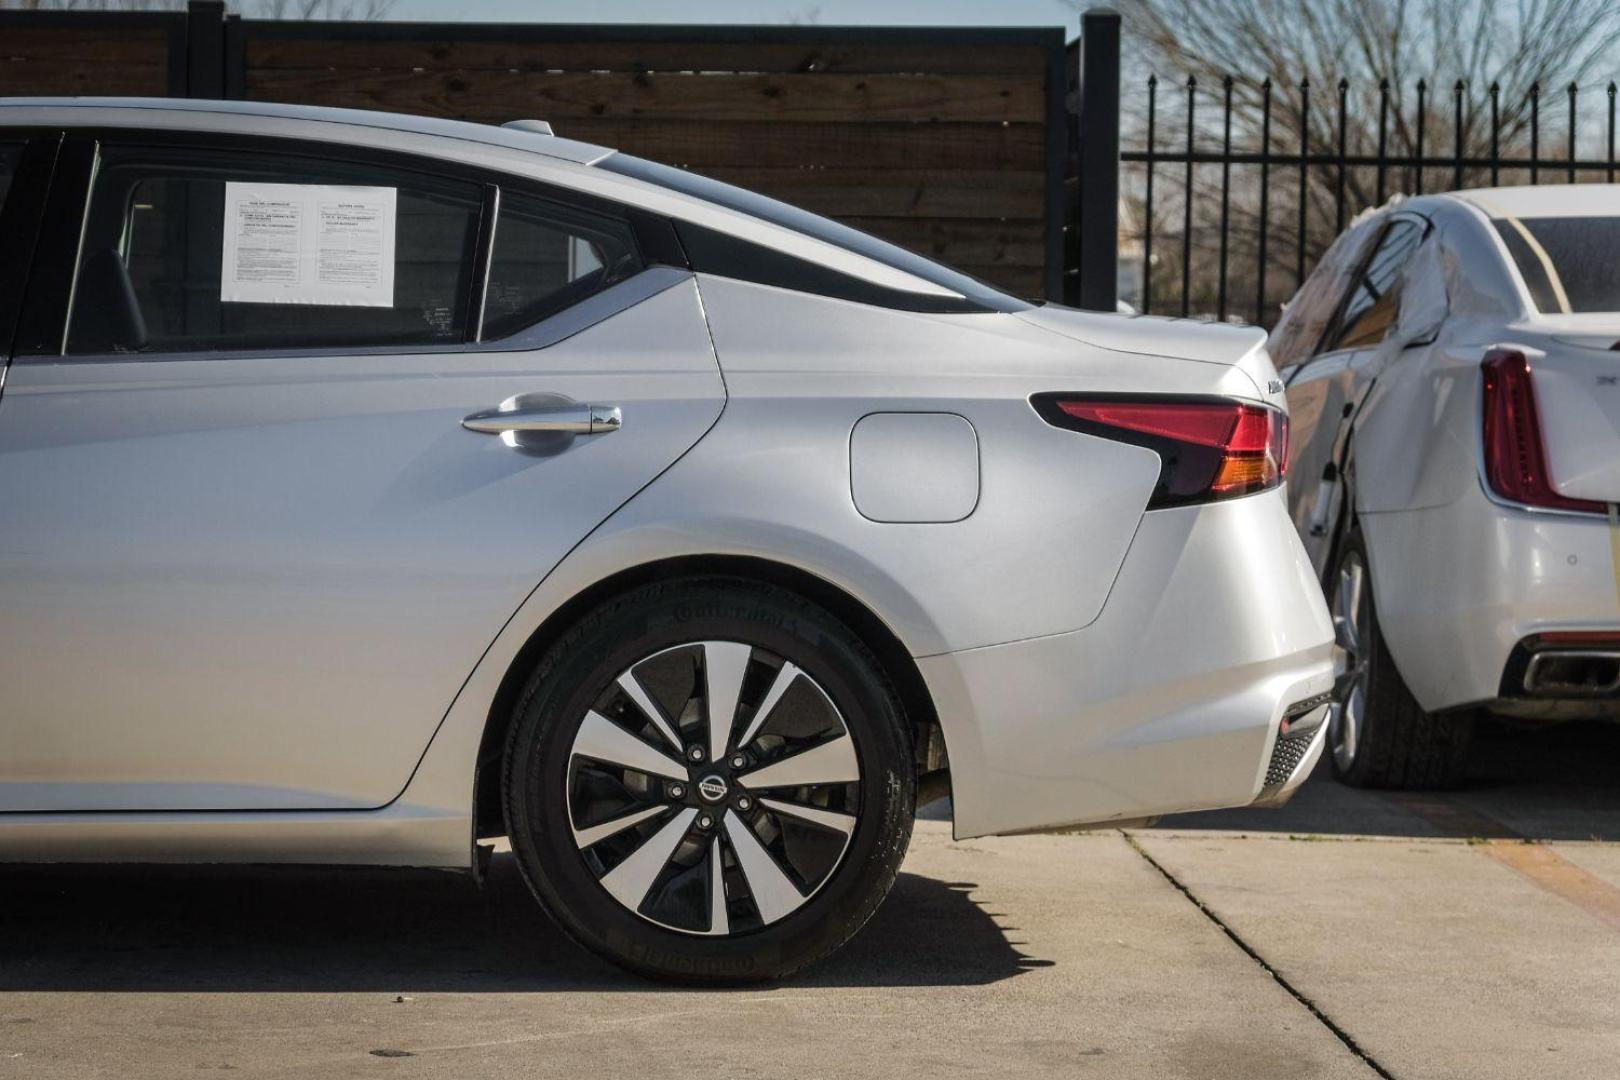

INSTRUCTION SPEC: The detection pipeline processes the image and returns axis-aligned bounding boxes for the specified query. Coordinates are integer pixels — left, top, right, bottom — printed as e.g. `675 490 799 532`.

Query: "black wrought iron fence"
1125 74 1620 328
1067 10 1620 327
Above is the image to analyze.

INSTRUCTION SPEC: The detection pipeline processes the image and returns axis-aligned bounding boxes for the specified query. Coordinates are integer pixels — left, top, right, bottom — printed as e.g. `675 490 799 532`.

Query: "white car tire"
1328 530 1475 789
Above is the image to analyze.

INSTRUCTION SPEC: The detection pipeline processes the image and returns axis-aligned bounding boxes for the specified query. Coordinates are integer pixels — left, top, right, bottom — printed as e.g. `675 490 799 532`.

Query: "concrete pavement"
0 718 1616 1078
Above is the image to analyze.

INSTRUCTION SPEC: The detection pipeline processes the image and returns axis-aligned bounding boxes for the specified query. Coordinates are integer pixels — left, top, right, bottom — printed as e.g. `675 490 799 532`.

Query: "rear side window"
65 144 483 355
481 191 640 341
1494 216 1620 314
1325 218 1426 351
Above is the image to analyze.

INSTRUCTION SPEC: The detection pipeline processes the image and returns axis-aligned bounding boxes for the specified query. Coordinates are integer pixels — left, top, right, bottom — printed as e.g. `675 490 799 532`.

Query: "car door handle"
462 402 623 436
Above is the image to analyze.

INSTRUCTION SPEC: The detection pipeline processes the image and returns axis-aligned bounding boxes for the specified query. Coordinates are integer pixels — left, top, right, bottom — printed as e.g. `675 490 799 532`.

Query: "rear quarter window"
597 152 1031 313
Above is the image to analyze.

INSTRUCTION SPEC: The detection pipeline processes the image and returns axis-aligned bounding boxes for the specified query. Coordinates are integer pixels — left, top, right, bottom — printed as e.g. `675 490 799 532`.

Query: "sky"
384 0 1084 36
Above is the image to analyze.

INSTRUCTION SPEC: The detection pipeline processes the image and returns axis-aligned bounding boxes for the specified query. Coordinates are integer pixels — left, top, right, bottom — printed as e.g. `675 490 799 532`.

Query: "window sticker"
221 182 396 307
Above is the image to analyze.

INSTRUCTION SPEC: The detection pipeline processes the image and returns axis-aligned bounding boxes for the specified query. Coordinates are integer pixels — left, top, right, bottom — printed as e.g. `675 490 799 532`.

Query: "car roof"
1442 183 1620 219
0 97 613 165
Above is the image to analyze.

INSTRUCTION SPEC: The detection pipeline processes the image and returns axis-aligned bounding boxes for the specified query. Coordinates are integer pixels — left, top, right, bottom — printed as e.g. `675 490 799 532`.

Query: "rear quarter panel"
392 280 1313 846
660 277 1271 654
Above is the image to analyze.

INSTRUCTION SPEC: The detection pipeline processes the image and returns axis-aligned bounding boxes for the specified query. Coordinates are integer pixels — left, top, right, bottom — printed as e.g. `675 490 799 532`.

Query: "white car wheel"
1325 531 1473 789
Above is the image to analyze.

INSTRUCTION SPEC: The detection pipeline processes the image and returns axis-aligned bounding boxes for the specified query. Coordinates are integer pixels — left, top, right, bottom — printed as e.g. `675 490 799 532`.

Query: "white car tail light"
1480 348 1606 514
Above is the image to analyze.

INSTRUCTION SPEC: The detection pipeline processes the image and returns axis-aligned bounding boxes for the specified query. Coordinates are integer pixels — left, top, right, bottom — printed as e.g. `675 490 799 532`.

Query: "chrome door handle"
462 402 622 436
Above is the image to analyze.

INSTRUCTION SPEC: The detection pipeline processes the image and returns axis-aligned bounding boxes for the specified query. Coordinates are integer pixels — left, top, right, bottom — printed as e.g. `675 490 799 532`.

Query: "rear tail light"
1480 348 1605 514
1033 395 1289 509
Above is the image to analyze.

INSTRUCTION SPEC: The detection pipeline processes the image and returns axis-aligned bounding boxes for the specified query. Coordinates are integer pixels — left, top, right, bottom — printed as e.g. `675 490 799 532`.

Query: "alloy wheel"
564 640 861 936
1328 552 1369 773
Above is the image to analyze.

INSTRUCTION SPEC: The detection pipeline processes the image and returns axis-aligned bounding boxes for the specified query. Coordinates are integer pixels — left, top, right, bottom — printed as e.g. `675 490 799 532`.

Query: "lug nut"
729 754 746 769
687 745 705 762
736 796 753 812
668 783 685 799
697 814 715 829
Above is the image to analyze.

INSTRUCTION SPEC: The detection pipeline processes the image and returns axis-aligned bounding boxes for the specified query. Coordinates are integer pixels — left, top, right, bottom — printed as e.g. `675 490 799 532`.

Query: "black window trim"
468 183 500 344
16 127 690 365
0 132 62 365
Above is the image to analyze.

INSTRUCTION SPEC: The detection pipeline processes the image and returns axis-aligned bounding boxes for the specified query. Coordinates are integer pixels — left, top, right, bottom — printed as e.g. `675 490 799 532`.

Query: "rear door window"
1322 218 1426 352
1270 218 1379 371
64 143 484 356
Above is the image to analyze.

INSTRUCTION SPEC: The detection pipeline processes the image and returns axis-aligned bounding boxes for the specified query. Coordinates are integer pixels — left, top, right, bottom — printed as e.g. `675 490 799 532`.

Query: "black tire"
502 576 915 983
1328 529 1473 789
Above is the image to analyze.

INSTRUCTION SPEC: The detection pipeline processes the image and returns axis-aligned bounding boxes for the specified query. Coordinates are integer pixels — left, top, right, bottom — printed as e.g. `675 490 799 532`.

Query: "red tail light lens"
1034 395 1289 508
1537 631 1620 646
1480 348 1605 514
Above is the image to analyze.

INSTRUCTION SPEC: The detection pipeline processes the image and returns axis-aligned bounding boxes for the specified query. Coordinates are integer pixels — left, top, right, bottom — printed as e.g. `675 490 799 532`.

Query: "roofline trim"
0 97 614 165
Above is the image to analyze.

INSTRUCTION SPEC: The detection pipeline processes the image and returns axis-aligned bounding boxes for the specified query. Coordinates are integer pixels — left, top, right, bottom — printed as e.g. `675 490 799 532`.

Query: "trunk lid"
1016 305 1280 405
1513 322 1620 502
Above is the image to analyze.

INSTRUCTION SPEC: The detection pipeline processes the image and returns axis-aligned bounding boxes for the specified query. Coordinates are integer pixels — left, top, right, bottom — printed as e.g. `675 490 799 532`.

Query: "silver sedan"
0 98 1333 981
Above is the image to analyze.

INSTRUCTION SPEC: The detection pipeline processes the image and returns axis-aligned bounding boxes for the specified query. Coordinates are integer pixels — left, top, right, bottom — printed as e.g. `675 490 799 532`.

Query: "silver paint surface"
0 100 1335 862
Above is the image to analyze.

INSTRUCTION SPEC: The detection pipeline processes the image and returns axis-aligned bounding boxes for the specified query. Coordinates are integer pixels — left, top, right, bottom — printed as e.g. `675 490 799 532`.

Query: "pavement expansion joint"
1122 832 1398 1080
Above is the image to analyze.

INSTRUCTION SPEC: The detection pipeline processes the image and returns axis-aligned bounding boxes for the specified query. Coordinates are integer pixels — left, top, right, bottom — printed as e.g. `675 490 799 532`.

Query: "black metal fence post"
1074 6 1121 311
185 0 226 99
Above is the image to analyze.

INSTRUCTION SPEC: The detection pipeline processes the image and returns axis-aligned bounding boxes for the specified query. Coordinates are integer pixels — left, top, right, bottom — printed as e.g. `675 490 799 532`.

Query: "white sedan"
1277 185 1620 788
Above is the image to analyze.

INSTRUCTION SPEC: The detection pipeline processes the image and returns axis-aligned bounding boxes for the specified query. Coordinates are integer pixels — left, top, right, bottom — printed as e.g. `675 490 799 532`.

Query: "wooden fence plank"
228 104 1045 172
0 26 171 63
0 27 172 96
244 37 1049 77
243 69 1043 124
0 57 171 96
854 218 1047 267
567 119 1046 171
698 168 1046 219
950 264 1044 296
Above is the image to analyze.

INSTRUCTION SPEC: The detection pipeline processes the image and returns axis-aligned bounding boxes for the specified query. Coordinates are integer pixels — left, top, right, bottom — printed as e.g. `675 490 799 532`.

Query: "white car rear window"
1494 216 1620 314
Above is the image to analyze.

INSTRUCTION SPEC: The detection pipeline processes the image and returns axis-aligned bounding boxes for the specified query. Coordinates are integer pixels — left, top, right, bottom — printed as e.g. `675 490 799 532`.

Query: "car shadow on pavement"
1155 718 1620 841
0 855 1049 993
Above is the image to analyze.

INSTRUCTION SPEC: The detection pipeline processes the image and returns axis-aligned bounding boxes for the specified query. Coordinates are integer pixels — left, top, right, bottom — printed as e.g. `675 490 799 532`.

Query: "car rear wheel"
503 577 915 983
1328 530 1473 789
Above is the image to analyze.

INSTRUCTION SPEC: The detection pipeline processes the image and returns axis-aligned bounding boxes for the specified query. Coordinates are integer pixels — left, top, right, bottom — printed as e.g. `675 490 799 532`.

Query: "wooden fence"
0 2 1067 300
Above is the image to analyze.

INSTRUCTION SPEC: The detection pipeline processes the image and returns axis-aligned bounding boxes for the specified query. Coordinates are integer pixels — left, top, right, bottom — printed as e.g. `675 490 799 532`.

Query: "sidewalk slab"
1132 832 1620 1080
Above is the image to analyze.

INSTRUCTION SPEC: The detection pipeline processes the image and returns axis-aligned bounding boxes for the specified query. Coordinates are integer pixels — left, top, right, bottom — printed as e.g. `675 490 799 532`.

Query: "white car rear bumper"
1362 482 1620 714
922 489 1336 840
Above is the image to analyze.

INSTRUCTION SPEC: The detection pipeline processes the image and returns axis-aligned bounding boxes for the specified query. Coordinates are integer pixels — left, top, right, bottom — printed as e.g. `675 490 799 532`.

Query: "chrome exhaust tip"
1523 651 1620 697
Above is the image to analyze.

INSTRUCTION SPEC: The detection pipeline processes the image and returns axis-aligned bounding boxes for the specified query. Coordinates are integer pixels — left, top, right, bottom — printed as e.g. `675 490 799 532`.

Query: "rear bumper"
1361 484 1620 714
1250 701 1330 808
922 489 1335 839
